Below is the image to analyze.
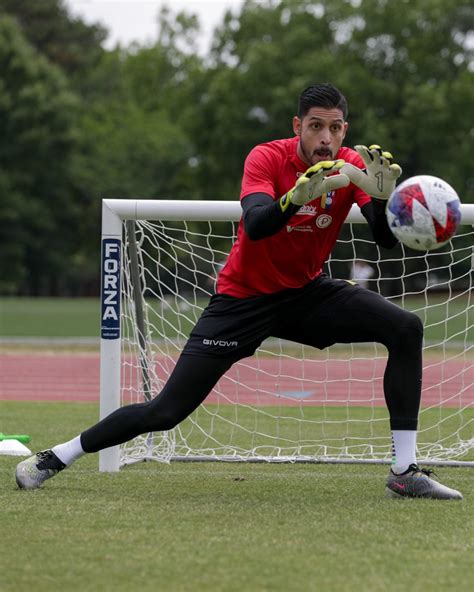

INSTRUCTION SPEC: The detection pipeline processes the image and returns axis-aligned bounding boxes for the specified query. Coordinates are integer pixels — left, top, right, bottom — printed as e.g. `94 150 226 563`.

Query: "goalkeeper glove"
280 159 349 211
341 145 402 200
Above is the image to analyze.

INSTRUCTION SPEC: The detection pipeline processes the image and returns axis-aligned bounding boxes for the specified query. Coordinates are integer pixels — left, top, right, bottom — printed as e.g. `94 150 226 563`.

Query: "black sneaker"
15 450 66 490
386 463 463 500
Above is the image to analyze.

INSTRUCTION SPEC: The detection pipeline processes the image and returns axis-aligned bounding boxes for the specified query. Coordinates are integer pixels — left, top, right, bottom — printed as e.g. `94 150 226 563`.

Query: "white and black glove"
280 159 349 211
341 145 402 200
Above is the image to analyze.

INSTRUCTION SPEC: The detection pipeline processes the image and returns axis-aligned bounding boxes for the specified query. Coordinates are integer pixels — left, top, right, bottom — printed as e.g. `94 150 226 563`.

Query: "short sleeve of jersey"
240 145 279 200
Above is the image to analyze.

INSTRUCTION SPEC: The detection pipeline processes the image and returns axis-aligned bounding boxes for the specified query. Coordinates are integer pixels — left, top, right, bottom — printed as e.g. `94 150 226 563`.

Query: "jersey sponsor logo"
287 224 313 233
296 204 318 216
315 214 333 228
202 338 239 348
101 239 121 339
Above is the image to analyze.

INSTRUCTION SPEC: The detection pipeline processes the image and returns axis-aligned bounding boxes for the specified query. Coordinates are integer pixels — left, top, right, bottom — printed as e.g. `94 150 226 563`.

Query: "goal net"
100 199 474 471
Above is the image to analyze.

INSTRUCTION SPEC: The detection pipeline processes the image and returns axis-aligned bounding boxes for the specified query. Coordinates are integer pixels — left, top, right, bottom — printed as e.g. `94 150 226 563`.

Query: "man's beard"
300 139 333 165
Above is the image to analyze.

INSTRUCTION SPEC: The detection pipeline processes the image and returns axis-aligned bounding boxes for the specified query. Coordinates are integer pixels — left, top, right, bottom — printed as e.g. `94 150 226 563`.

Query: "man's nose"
319 129 331 144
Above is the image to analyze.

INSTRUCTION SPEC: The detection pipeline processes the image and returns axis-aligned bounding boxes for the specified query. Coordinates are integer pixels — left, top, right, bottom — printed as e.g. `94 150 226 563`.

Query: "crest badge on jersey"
316 214 333 228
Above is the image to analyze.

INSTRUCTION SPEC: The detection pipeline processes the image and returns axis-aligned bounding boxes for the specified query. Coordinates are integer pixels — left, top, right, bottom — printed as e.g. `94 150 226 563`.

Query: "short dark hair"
298 83 348 120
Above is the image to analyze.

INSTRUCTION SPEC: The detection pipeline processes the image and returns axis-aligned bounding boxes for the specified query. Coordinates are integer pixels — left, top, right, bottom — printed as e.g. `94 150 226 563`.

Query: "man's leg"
276 280 462 499
317 290 424 475
15 354 233 489
16 292 272 489
80 355 232 452
277 282 423 443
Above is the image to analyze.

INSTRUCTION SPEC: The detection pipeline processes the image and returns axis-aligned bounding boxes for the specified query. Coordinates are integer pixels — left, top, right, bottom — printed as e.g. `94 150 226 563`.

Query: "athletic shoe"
15 450 66 490
386 463 463 500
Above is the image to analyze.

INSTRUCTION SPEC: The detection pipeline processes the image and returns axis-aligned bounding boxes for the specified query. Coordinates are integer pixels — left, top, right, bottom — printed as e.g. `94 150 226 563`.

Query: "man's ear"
293 116 301 136
342 121 349 140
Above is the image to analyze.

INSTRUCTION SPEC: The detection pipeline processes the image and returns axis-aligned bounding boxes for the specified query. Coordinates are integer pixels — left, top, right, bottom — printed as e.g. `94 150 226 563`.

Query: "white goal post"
100 198 474 472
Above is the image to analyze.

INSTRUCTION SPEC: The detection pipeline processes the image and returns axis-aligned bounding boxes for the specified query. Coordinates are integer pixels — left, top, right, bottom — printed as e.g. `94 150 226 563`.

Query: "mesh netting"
118 217 473 466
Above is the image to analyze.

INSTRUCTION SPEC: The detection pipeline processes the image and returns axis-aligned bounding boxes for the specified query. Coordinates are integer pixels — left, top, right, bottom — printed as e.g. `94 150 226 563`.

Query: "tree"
1 0 472 296
65 32 206 292
194 0 473 203
0 0 107 84
0 16 79 294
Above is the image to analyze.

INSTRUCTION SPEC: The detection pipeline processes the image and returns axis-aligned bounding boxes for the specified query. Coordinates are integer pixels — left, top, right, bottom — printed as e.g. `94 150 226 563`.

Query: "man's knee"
391 311 423 350
143 401 185 432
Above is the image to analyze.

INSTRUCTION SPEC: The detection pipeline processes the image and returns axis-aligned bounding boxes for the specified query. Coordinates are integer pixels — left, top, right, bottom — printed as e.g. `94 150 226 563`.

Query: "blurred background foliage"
0 0 473 295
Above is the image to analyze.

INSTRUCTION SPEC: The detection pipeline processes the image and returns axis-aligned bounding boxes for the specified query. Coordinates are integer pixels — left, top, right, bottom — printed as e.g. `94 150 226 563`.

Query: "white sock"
52 436 86 467
391 430 417 474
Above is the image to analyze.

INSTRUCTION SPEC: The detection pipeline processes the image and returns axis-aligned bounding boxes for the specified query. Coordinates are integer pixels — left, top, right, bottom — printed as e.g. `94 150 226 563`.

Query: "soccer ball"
386 175 461 251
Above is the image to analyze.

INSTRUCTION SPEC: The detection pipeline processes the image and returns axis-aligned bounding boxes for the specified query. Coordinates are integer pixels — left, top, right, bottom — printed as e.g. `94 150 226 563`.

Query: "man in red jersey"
17 84 462 499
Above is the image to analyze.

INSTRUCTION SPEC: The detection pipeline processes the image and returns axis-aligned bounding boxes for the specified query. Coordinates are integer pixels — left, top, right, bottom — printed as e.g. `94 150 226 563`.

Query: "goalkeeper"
16 83 462 500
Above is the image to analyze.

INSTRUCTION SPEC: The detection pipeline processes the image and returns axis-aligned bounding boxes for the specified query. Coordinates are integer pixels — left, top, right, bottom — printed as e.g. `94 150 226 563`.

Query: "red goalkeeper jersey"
216 136 371 298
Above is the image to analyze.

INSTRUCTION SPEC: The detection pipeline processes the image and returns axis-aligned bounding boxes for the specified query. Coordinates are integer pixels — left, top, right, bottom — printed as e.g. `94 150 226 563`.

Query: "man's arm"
242 159 349 241
361 199 398 249
242 193 298 240
244 193 399 247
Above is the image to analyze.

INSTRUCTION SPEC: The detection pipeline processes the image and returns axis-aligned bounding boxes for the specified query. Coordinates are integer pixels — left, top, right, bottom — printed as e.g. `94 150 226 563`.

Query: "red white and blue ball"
386 175 461 251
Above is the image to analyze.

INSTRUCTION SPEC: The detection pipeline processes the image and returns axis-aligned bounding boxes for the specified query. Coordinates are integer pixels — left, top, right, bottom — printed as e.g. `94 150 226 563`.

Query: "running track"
1 353 472 408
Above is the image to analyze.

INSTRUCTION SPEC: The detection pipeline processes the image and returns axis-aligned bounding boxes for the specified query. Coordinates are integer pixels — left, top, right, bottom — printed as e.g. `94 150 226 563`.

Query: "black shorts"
182 275 413 362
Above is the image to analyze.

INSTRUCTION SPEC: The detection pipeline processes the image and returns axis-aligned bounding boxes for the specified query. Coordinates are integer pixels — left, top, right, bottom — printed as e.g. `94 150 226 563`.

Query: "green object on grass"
0 433 31 443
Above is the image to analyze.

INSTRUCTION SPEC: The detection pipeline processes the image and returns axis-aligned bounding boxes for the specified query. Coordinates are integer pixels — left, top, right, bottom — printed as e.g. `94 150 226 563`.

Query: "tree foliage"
0 0 106 81
0 0 472 295
0 15 79 293
201 0 473 200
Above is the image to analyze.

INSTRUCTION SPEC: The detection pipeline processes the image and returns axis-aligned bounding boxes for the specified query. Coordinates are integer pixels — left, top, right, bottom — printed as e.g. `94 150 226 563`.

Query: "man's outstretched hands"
281 159 349 211
341 145 402 200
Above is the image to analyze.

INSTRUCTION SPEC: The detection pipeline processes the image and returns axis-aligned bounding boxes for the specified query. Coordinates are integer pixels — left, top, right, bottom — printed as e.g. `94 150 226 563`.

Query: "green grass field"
0 401 473 592
1 296 472 591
